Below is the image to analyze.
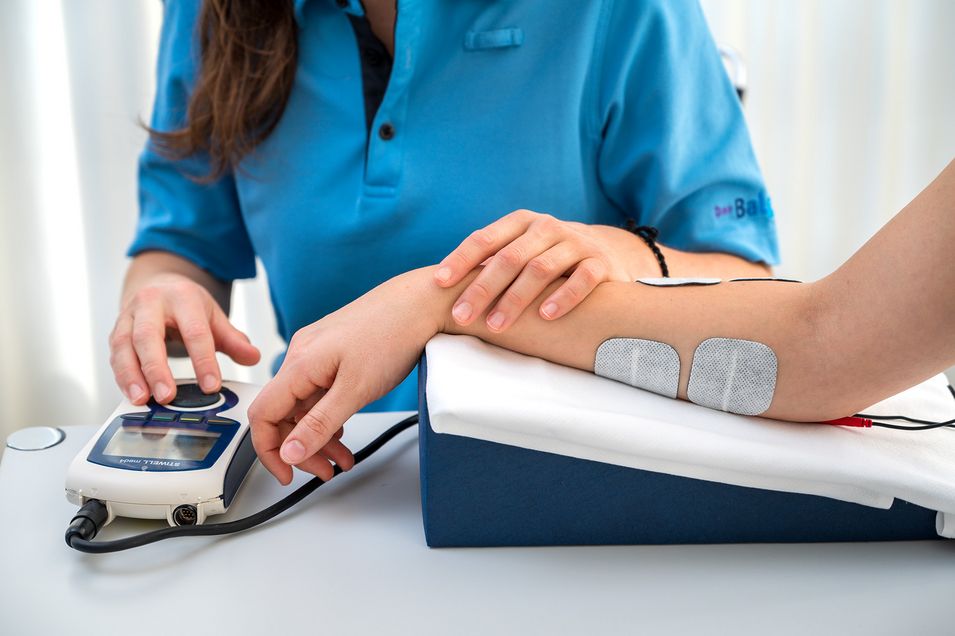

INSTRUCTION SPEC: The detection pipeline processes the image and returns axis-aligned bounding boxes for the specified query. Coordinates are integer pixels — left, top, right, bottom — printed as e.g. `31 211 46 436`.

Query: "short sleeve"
595 0 780 265
128 0 257 281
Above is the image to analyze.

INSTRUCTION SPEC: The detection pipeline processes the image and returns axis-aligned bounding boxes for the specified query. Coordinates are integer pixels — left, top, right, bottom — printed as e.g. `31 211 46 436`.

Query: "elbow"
760 281 868 422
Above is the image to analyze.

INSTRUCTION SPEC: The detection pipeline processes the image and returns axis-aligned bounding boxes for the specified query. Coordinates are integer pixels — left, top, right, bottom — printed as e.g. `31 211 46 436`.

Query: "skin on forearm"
419 160 955 423
122 251 233 356
428 269 834 422
589 224 773 279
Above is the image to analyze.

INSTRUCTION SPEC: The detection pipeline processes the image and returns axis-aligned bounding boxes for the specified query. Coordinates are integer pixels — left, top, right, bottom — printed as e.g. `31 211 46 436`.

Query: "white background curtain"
2 0 953 445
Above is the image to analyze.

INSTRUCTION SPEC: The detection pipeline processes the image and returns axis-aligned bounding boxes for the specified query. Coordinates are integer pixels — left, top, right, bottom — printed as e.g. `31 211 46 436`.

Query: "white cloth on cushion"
424 334 955 538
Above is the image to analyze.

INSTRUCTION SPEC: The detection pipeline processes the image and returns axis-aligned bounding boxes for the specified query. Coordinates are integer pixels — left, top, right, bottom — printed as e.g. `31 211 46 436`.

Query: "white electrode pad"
594 338 681 398
687 338 777 416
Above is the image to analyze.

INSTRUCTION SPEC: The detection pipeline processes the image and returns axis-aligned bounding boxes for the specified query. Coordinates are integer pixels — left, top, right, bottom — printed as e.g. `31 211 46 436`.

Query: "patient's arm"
445 158 955 421
249 160 955 484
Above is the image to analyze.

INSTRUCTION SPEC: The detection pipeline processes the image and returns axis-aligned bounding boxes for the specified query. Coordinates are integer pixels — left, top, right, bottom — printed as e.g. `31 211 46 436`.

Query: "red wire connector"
822 416 873 428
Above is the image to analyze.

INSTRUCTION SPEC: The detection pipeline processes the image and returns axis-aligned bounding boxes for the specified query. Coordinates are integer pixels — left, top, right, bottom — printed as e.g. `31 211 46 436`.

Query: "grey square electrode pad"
687 338 777 416
594 338 680 398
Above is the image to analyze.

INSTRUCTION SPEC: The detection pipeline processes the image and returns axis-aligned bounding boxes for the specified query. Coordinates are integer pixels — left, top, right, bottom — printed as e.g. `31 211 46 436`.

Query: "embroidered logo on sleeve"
714 190 774 221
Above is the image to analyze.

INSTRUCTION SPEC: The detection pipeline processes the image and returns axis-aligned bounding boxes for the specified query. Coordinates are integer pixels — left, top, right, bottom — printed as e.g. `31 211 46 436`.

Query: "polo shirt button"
378 122 395 140
335 0 348 8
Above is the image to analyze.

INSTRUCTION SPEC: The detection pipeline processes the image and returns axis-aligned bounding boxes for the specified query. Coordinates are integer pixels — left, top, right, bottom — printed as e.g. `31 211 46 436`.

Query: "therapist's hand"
247 269 444 485
109 273 261 405
434 210 653 332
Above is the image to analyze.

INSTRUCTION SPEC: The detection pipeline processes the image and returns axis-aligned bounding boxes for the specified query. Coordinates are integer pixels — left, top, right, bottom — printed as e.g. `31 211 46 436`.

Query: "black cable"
66 413 419 554
857 385 955 431
867 419 955 431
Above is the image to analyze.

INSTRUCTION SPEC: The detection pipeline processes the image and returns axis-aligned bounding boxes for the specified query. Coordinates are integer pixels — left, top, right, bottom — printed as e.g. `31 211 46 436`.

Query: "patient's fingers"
278 380 363 472
274 420 354 480
319 438 355 472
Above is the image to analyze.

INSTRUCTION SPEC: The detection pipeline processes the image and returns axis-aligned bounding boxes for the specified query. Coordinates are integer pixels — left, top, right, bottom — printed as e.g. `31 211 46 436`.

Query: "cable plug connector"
823 416 873 428
65 500 108 548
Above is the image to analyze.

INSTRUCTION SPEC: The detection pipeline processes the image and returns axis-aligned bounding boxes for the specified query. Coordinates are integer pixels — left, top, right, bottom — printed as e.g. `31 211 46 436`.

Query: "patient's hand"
434 210 637 332
248 269 445 485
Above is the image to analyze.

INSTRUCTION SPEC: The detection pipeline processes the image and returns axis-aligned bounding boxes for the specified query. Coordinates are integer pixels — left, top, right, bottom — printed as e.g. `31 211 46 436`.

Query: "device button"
123 413 147 421
168 383 221 409
207 418 233 425
178 415 204 423
150 413 176 422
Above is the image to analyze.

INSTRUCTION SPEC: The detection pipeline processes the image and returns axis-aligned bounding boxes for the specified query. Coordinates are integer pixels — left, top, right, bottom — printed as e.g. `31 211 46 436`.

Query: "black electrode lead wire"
66 414 418 554
858 385 955 430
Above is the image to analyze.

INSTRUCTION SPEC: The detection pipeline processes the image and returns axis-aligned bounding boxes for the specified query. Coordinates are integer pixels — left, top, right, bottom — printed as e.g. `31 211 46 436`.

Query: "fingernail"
154 382 170 401
435 266 452 284
452 301 472 323
281 439 306 464
202 374 218 392
487 311 505 331
128 384 145 402
541 302 559 319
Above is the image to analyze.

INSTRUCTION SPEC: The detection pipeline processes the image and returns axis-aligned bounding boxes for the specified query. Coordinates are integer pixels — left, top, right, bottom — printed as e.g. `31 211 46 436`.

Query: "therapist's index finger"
130 301 176 403
171 300 221 394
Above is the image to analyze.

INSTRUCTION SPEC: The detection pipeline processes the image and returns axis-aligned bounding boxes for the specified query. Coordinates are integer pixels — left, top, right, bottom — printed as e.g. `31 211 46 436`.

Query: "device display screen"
103 426 221 462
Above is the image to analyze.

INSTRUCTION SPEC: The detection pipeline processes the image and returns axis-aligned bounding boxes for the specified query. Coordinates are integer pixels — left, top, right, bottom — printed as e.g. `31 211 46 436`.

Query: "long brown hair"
148 0 298 180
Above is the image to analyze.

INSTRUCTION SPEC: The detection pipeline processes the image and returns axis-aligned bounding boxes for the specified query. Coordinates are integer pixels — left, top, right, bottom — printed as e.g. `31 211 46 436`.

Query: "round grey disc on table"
6 427 66 451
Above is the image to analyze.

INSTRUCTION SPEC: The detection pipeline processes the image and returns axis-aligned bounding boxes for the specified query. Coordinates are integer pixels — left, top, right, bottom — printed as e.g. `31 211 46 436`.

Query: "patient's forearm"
433 159 955 422
438 276 836 421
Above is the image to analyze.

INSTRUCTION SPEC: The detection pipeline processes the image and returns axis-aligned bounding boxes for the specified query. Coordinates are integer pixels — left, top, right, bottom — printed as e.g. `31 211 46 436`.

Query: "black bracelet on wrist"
624 219 669 278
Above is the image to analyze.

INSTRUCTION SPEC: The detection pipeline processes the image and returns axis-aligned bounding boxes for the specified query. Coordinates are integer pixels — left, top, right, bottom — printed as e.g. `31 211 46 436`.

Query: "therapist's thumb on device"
280 383 357 467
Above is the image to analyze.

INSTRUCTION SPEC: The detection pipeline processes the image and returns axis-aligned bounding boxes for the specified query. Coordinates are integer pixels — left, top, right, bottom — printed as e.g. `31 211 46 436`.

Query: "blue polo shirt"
131 0 780 412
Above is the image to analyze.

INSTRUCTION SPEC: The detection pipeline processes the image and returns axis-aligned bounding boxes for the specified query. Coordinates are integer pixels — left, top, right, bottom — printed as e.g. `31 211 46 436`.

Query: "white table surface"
2 412 954 636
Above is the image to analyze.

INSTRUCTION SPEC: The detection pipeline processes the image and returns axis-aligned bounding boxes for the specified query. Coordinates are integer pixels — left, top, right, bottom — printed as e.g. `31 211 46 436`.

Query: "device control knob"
168 383 221 409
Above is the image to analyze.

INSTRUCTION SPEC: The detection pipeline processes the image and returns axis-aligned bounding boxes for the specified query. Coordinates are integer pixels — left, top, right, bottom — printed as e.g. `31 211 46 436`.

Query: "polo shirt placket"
336 0 421 199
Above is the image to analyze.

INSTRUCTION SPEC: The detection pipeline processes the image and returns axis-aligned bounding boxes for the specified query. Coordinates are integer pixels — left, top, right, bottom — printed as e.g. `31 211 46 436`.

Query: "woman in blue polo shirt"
110 0 779 416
